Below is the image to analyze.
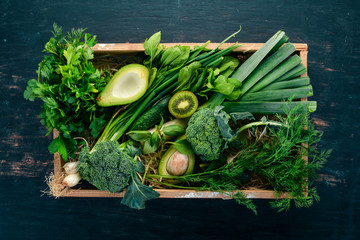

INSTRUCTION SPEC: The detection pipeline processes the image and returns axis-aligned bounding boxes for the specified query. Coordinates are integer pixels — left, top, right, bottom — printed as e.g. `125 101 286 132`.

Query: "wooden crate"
53 42 308 199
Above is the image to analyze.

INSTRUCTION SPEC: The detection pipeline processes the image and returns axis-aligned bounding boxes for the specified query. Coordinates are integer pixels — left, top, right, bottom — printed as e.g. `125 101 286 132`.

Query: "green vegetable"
274 63 307 82
237 42 296 95
97 64 149 107
130 95 170 130
143 31 162 68
78 141 136 193
231 30 288 83
215 56 240 78
212 75 242 100
240 85 313 101
260 76 310 91
174 61 202 92
247 55 302 93
222 101 317 114
78 141 159 209
128 118 188 155
23 24 110 160
185 108 230 161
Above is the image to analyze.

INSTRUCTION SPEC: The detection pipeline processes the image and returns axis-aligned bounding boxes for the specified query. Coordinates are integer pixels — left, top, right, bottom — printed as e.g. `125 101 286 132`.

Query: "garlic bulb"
62 173 82 187
63 161 80 175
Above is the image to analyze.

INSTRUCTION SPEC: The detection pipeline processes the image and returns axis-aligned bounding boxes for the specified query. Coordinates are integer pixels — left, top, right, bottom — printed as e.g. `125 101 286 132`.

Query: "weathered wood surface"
0 0 359 239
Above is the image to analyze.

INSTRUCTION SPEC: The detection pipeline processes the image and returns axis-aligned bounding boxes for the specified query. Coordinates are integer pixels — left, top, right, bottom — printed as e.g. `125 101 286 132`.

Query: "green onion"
261 76 310 91
247 55 302 93
274 63 307 82
236 43 296 95
231 30 288 82
240 85 313 101
222 101 317 114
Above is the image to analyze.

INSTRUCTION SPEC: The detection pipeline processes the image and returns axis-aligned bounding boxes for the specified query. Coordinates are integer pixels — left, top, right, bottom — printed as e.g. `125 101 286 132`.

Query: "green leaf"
127 130 152 142
144 31 161 61
142 139 159 154
148 67 157 87
214 75 235 95
160 46 182 66
48 136 68 160
121 172 160 210
214 106 234 141
175 61 201 91
230 112 255 122
150 131 161 147
217 56 240 77
170 46 191 67
89 115 106 138
170 138 194 155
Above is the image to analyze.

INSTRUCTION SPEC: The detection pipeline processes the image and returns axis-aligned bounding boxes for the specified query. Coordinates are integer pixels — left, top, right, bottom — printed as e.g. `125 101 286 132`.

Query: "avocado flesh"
159 145 195 176
97 64 149 107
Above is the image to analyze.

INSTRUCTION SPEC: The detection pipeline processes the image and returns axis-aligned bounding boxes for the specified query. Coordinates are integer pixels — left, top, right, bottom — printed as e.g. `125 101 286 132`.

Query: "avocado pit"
166 151 189 176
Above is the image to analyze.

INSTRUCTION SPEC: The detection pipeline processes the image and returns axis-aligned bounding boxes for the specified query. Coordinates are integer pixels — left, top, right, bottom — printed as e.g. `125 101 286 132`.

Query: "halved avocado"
97 64 149 107
159 144 195 176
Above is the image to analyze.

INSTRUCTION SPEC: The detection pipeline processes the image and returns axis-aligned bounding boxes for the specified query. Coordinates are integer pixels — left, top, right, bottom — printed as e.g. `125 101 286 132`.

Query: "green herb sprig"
24 23 110 160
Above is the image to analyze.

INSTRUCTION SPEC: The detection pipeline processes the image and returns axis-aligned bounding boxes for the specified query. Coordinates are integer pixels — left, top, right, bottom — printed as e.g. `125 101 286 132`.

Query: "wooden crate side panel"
60 188 292 199
92 43 308 53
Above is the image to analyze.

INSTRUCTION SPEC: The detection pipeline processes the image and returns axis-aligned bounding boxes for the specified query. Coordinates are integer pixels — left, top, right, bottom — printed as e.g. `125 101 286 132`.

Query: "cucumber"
130 95 171 130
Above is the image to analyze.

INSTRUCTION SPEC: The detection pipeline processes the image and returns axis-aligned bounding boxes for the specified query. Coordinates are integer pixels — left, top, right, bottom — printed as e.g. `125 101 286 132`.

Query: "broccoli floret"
78 141 136 193
185 108 226 161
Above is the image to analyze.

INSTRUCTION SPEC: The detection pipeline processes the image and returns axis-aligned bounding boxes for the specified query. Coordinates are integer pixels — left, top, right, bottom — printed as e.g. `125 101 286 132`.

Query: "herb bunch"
235 104 330 212
24 24 110 160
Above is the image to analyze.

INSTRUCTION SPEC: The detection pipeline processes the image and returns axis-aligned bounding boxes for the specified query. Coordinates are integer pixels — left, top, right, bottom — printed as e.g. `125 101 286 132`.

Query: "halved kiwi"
168 91 198 118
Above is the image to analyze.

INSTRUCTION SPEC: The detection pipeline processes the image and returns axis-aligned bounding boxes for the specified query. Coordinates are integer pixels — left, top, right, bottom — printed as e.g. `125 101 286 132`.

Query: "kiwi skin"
168 91 198 118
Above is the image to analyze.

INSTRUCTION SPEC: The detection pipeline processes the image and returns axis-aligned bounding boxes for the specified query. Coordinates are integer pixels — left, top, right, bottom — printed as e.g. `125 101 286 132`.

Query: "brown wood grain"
91 42 308 53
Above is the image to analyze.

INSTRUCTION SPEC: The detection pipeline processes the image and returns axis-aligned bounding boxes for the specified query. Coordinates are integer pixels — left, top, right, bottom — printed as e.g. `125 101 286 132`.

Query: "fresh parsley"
24 23 111 160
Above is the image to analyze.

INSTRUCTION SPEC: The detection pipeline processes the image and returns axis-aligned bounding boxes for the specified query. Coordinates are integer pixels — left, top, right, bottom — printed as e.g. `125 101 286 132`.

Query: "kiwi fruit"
168 91 198 118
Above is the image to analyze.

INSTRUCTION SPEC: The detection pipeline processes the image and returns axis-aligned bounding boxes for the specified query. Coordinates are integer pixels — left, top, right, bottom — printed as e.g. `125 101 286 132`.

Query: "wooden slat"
61 188 293 199
92 42 308 53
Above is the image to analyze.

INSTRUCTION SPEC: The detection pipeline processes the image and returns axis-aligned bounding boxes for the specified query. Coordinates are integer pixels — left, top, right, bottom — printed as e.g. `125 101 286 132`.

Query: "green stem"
145 178 201 190
110 91 157 141
229 121 287 143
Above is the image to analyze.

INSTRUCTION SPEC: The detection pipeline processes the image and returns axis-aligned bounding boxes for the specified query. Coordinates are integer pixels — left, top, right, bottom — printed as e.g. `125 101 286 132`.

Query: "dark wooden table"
1 0 359 239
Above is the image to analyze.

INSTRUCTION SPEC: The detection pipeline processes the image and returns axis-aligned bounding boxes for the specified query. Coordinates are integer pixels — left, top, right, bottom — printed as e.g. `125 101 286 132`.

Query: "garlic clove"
63 161 80 175
62 173 82 188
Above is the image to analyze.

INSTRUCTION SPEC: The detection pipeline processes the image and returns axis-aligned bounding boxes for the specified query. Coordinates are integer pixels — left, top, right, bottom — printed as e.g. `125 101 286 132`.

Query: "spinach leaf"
144 31 161 67
175 61 201 92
